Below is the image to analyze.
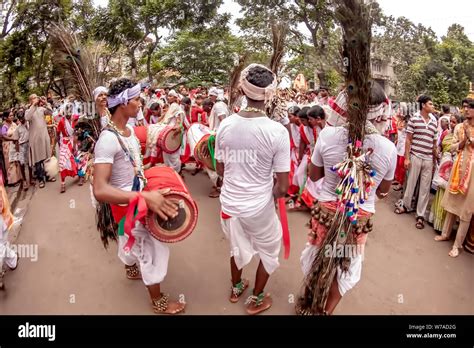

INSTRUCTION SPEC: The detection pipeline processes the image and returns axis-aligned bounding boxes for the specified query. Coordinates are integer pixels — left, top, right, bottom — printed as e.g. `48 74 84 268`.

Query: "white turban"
93 86 108 101
239 64 277 103
168 89 179 98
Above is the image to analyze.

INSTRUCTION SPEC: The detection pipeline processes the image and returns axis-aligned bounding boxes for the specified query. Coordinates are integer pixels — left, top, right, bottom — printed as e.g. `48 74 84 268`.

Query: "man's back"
313 126 397 213
215 114 290 217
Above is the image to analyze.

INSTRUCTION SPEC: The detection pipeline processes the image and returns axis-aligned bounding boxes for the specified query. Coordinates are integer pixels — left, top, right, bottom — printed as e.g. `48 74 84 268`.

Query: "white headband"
107 83 141 108
93 86 108 101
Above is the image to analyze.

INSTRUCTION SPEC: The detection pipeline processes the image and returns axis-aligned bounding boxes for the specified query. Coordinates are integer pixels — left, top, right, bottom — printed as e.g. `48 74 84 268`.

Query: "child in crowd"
393 114 408 192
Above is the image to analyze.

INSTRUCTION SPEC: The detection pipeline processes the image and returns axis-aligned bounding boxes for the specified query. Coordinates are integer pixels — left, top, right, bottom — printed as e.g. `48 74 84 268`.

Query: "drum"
157 126 182 154
187 123 215 171
133 126 148 156
143 166 198 243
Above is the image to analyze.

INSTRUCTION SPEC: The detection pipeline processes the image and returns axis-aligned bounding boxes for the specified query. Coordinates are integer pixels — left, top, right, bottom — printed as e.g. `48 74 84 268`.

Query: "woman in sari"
429 115 459 232
1 110 21 186
57 104 78 193
435 101 474 257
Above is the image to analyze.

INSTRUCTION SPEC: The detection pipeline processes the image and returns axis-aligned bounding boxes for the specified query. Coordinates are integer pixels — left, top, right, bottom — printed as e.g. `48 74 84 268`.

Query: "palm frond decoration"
228 53 249 109
269 21 288 75
49 23 99 103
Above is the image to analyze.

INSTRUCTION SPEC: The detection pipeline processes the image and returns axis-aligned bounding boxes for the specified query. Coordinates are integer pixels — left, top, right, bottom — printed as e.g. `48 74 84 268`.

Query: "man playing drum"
159 90 187 173
215 64 290 315
93 78 186 315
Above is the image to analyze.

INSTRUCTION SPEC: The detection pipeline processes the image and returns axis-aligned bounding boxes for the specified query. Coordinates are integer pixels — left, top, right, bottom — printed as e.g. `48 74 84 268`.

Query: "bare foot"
434 236 449 242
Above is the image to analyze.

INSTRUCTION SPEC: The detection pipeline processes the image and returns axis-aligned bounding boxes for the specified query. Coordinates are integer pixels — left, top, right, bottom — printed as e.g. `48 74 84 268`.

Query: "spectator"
394 95 438 230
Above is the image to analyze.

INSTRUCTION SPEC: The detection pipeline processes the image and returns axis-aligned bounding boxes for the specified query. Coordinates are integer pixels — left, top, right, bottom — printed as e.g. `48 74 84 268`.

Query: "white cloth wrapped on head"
239 64 277 104
107 83 141 108
93 86 108 101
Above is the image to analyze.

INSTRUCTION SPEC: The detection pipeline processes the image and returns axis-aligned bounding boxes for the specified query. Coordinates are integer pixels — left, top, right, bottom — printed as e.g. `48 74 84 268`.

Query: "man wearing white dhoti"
93 78 185 315
215 64 290 315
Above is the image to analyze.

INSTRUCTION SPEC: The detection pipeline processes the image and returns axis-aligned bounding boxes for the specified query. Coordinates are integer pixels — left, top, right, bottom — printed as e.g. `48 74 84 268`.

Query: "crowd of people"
1 64 473 313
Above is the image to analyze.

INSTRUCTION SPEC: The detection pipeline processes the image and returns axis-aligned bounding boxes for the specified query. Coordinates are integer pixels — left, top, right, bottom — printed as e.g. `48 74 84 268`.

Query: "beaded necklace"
107 120 147 188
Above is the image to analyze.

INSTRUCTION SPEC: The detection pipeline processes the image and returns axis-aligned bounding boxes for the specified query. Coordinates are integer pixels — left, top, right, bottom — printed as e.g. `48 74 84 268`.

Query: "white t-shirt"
209 101 229 131
94 125 141 192
311 126 397 213
216 114 291 217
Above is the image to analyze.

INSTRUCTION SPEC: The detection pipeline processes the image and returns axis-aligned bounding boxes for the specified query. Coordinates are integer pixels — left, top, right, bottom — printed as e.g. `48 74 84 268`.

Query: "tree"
393 24 474 105
92 0 222 81
156 15 243 87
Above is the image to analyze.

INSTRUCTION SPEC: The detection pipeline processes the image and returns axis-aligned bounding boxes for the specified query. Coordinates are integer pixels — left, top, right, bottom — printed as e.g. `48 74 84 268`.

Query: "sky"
93 0 474 41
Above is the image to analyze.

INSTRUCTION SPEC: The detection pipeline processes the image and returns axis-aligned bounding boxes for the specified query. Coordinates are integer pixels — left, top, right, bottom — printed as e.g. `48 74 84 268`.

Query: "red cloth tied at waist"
110 193 148 253
220 198 290 259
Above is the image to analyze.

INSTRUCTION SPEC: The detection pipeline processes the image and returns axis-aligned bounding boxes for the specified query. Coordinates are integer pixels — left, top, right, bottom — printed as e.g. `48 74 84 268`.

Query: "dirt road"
1 167 472 314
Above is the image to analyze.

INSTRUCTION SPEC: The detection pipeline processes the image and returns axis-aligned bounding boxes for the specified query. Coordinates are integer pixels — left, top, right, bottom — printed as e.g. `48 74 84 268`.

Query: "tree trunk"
129 48 137 79
35 44 47 88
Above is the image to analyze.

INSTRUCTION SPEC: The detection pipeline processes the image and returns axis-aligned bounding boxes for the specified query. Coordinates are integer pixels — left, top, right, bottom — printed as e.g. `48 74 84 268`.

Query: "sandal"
48 177 57 182
152 293 186 315
39 181 45 189
229 279 249 303
78 177 84 186
208 187 220 198
448 247 460 258
415 216 425 229
245 291 272 315
125 264 142 280
60 184 66 193
394 205 408 214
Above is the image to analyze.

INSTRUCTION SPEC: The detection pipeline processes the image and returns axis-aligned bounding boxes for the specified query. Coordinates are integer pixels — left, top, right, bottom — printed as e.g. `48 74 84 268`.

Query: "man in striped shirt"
395 95 438 229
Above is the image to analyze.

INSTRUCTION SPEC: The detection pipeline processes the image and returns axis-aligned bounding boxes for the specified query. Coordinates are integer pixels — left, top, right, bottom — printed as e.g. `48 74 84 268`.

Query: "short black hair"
149 103 161 111
319 86 328 91
369 81 387 105
202 98 214 108
298 106 310 119
181 97 191 105
417 95 432 110
461 98 471 105
441 104 450 113
108 78 136 115
307 105 325 120
245 66 274 89
288 106 301 116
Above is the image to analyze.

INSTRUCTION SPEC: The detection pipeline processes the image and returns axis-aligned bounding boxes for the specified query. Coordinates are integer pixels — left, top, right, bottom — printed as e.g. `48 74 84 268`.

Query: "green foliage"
394 24 473 105
157 18 243 86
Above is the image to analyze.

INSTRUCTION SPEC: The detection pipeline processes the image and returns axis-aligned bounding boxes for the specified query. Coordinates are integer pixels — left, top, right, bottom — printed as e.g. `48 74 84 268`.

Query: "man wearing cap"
215 64 290 315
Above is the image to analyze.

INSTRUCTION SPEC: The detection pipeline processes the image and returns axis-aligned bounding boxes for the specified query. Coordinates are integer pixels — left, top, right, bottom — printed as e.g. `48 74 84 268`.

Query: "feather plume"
49 23 99 103
297 0 374 315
